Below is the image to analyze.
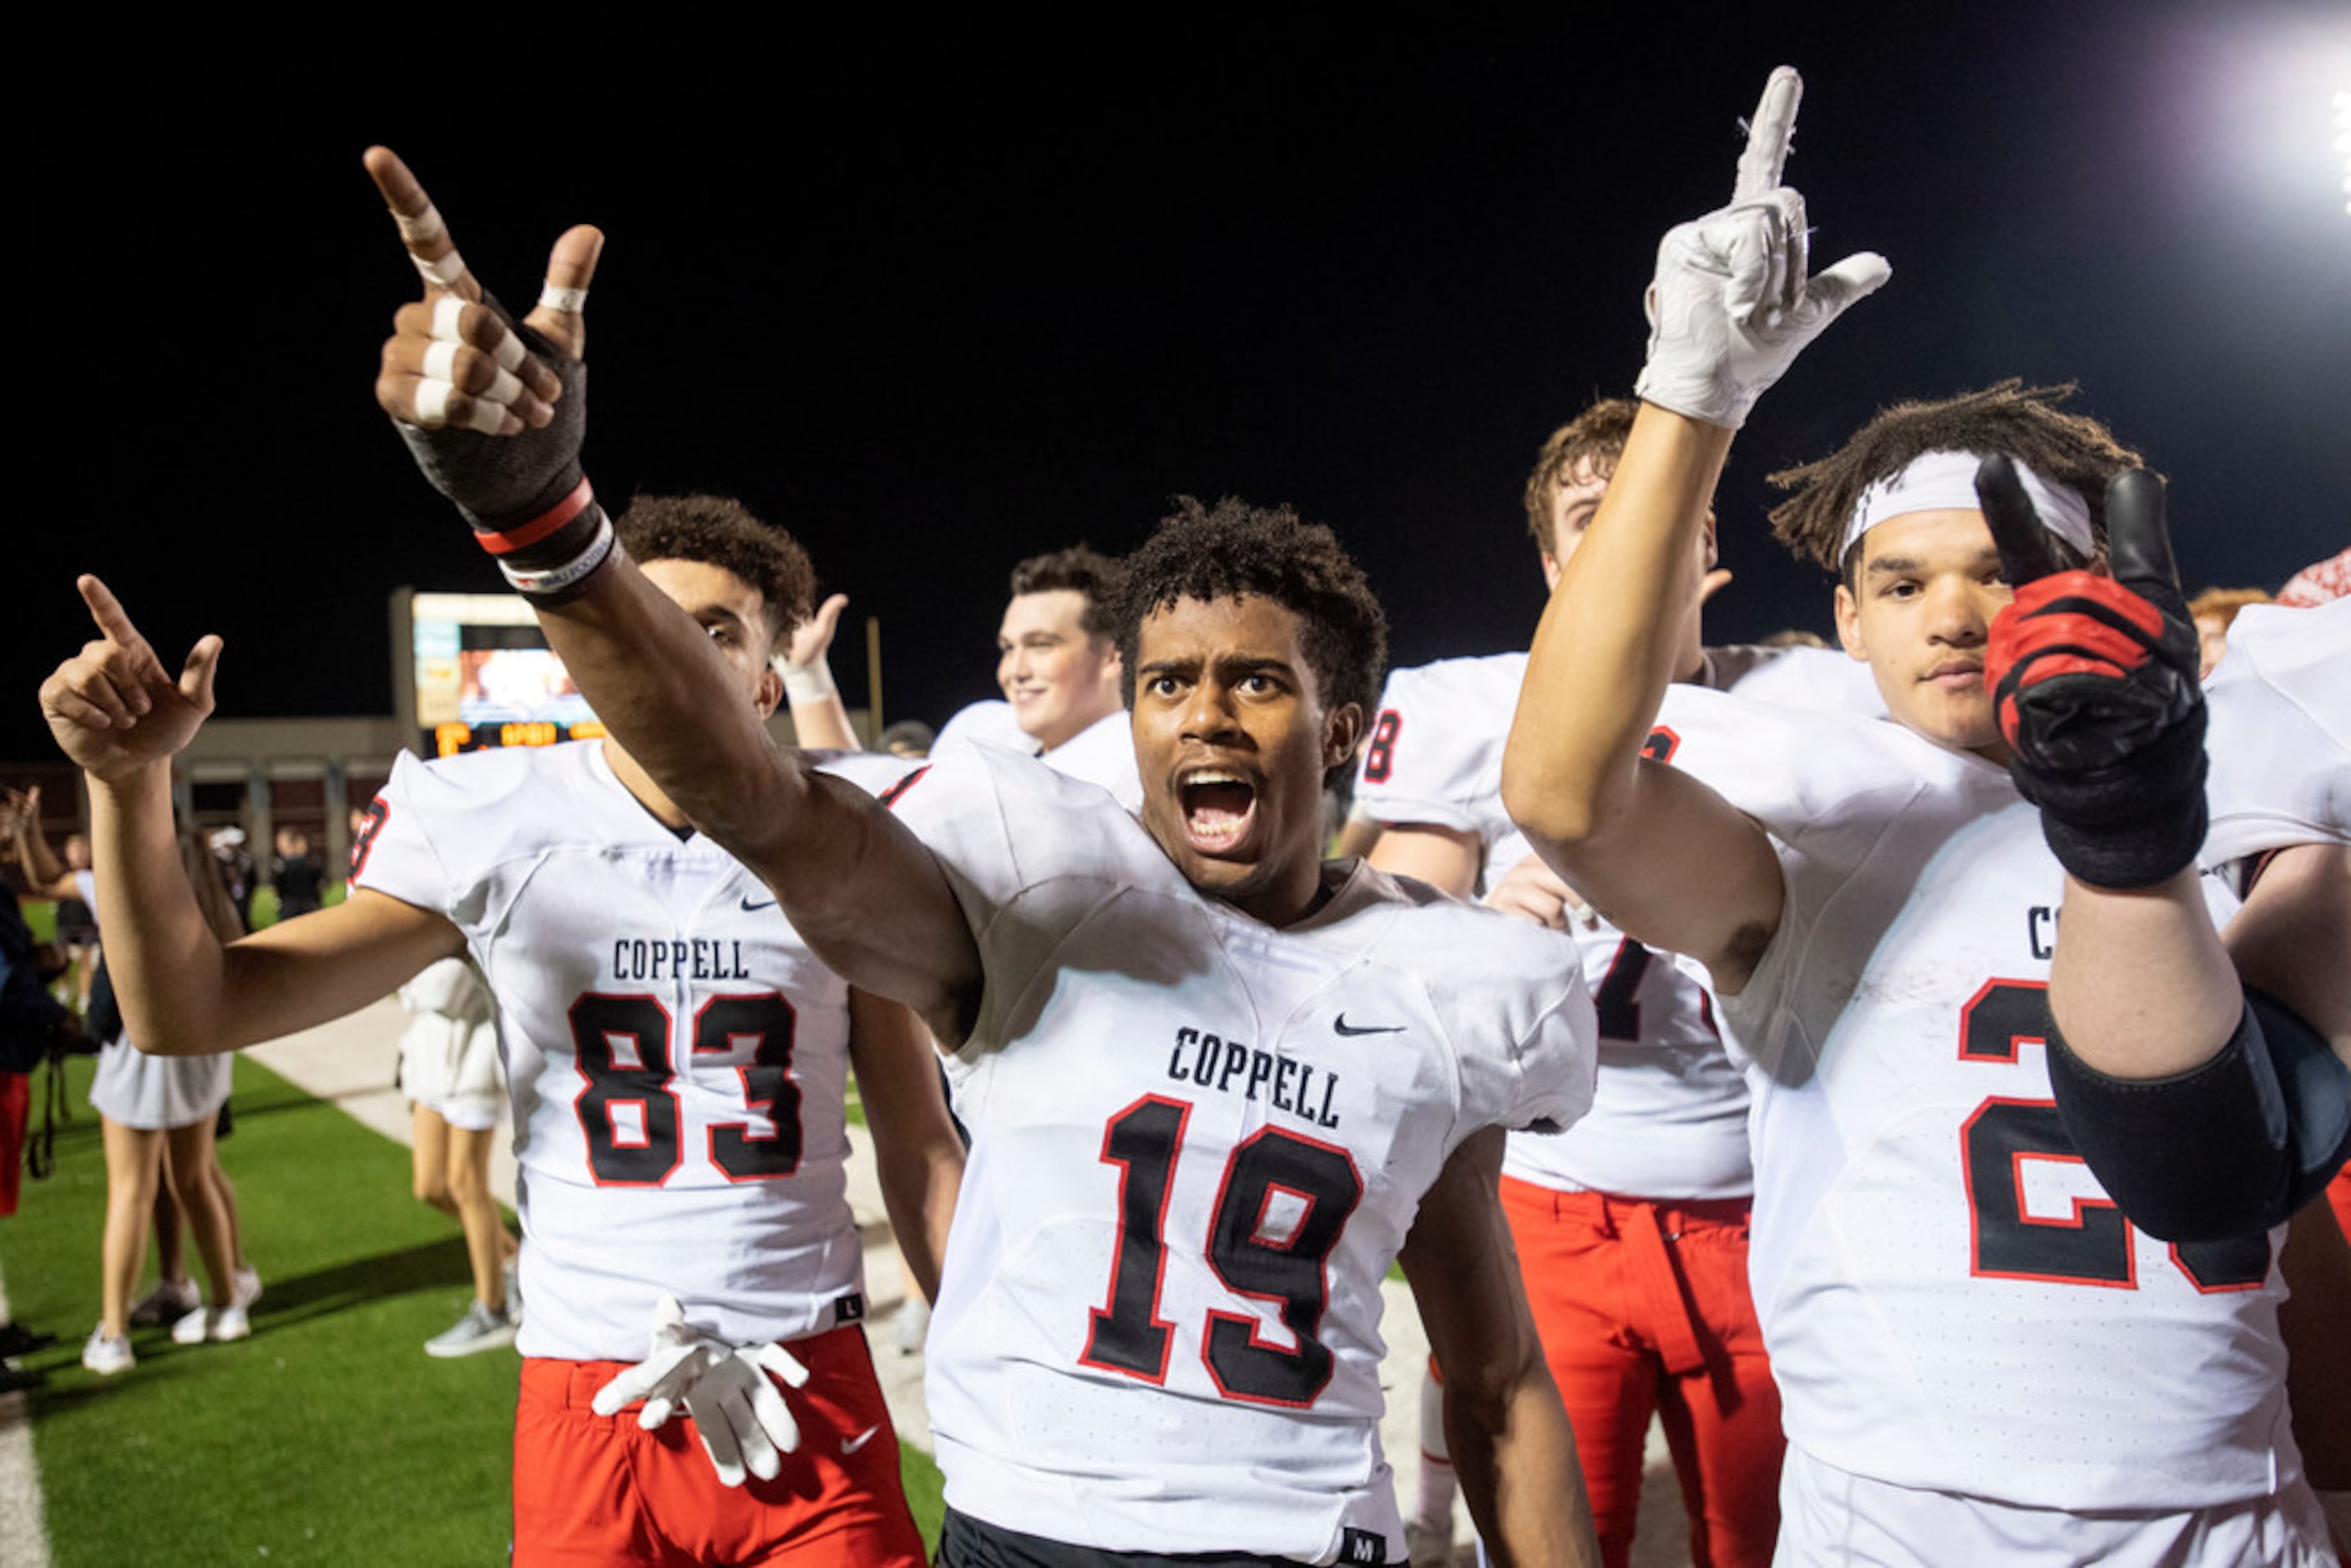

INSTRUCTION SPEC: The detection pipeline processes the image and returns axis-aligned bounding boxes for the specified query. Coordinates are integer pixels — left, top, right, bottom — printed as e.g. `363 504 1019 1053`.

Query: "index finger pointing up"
1732 67 1802 204
78 574 152 654
363 145 483 303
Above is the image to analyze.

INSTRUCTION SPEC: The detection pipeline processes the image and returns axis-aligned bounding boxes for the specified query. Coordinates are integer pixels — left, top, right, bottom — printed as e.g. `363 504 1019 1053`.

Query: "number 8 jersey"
353 740 908 1362
890 748 1595 1564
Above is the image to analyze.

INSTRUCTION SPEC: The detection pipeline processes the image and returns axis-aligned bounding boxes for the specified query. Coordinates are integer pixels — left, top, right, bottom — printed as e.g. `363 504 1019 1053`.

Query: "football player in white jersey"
1362 394 1877 1568
1501 67 2333 1565
358 144 1604 1567
1974 480 2349 1242
937 544 1143 811
1979 486 2351 1552
38 496 964 1566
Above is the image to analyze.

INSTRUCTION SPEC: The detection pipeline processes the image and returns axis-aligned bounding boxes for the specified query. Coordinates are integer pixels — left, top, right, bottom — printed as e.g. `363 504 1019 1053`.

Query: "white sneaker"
127 1277 200 1328
230 1266 263 1310
424 1301 517 1359
82 1325 134 1376
170 1304 251 1345
1403 1516 1455 1568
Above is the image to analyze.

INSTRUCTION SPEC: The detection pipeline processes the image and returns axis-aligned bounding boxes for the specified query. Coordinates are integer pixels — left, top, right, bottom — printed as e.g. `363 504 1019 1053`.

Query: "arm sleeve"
2048 989 2351 1242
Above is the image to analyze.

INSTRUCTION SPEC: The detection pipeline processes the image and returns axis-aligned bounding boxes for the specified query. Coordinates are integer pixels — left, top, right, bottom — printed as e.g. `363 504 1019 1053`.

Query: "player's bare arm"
1400 1127 1599 1568
1364 822 1481 900
3 787 79 902
845 988 963 1304
363 148 984 1045
39 576 466 1054
1504 68 1884 991
2226 844 2351 1066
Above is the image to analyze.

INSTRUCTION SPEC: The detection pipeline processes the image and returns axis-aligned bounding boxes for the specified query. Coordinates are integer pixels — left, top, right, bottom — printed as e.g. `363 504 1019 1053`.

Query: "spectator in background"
2186 585 2273 678
208 827 256 931
397 956 519 1358
75 824 262 1373
271 827 326 920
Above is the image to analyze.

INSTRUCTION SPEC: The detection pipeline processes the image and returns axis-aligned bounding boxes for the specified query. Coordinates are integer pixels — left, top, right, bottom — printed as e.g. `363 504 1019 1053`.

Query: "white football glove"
589 1296 811 1487
681 1341 811 1487
1632 66 1890 430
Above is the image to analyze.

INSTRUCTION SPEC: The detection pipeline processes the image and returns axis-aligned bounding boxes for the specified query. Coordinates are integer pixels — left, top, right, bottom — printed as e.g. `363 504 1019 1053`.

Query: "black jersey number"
1082 1095 1366 1408
1362 710 1403 784
569 991 801 1187
1959 979 2268 1292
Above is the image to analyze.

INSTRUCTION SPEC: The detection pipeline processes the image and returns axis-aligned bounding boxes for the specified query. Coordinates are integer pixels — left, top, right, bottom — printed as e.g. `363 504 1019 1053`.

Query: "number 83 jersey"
354 741 902 1360
892 750 1595 1564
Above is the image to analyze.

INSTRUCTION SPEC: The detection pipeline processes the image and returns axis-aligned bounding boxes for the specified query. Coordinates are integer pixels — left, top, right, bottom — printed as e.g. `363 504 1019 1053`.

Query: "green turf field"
1 1053 943 1564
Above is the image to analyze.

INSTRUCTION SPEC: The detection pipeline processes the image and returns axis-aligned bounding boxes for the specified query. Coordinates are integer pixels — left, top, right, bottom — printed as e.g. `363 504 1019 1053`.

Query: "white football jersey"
890 747 1595 1564
935 699 1144 811
1669 693 2298 1511
1358 645 1875 1201
353 741 910 1360
2203 598 2350 866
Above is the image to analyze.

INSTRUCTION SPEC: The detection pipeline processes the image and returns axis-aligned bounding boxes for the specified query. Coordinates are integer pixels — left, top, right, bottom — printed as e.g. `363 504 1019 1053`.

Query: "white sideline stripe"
0 1265 54 1568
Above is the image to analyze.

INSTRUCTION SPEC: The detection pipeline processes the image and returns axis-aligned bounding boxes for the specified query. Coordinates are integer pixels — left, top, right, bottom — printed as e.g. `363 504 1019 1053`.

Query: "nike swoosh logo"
739 896 778 912
1332 1014 1404 1037
841 1424 882 1456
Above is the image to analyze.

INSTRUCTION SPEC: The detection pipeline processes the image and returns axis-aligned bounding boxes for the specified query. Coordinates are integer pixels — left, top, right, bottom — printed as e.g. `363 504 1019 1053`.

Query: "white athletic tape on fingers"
411 245 469 288
420 342 523 409
481 364 524 407
538 282 589 313
395 203 446 245
414 380 453 428
433 296 529 372
1845 451 2095 560
463 396 508 435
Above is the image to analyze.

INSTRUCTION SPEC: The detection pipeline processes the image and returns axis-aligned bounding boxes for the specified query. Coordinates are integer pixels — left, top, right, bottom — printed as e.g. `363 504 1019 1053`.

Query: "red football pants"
513 1323 925 1566
1499 1178 1783 1568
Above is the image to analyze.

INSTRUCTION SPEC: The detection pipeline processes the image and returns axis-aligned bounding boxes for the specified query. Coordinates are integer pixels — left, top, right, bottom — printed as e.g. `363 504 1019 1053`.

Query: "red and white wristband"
474 476 616 599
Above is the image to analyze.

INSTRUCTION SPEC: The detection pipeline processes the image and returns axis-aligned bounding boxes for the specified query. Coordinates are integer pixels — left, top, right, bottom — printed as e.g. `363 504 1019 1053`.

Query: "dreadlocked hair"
1766 382 2146 579
1113 495 1388 728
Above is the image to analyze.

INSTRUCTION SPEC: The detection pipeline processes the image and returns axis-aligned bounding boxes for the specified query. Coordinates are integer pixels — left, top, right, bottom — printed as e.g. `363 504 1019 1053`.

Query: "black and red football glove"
1979 455 2207 888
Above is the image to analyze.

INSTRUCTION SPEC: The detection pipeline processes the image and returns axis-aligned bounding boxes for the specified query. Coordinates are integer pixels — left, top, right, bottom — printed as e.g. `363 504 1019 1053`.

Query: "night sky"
13 7 2346 766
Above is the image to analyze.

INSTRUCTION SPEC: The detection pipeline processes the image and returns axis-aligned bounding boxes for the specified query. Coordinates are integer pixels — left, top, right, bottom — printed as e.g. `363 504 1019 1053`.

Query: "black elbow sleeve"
2048 989 2351 1243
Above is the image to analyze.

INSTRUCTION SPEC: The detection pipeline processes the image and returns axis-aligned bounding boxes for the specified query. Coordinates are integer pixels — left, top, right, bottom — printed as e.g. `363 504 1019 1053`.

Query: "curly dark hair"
1767 382 2146 580
1112 495 1388 726
614 494 817 652
1009 545 1126 644
1524 397 1638 550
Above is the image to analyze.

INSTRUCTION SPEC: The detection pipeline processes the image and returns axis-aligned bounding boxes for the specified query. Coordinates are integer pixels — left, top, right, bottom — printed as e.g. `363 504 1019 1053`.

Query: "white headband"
1844 450 2096 560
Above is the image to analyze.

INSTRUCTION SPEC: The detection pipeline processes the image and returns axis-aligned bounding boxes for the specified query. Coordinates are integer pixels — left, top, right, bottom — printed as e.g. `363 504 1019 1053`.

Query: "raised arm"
4 787 78 903
1401 1127 1598 1568
1500 68 1885 991
1983 465 2351 1238
38 578 464 1054
780 592 863 751
361 149 983 1044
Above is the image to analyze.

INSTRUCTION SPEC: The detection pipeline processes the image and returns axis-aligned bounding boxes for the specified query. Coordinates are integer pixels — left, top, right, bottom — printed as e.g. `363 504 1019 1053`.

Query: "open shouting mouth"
1178 767 1259 853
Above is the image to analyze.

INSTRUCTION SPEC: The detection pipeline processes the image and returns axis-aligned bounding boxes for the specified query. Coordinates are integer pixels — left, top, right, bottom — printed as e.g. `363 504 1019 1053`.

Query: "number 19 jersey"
890 747 1595 1565
353 740 902 1361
